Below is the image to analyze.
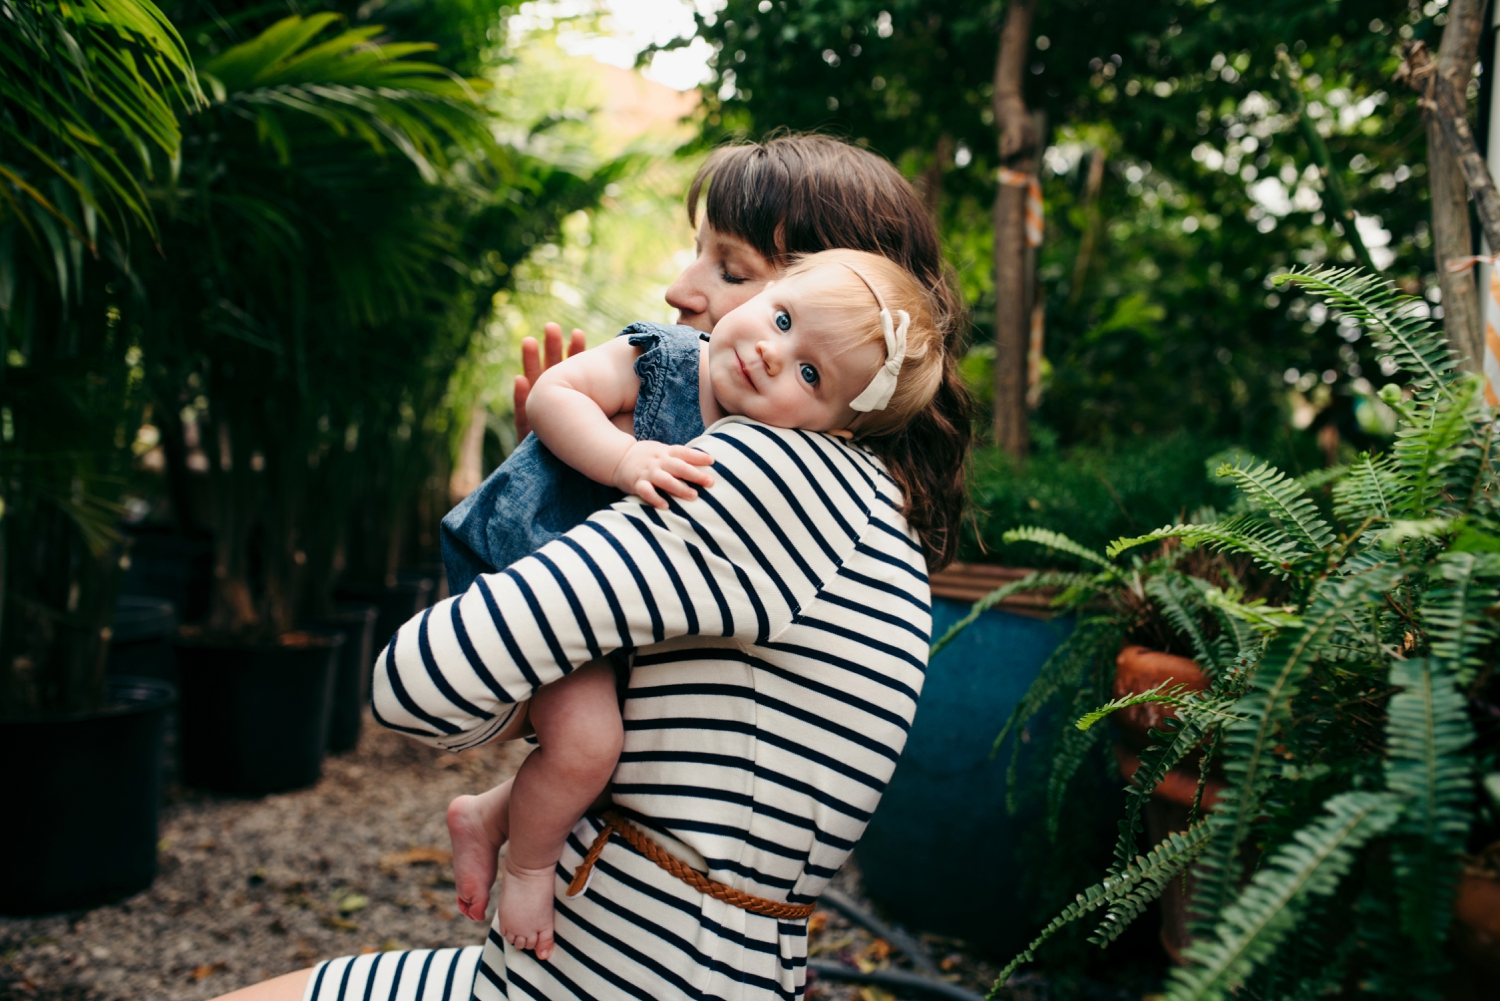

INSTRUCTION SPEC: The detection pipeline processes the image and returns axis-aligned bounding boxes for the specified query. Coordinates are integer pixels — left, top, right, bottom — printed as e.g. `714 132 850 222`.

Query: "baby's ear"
825 429 854 440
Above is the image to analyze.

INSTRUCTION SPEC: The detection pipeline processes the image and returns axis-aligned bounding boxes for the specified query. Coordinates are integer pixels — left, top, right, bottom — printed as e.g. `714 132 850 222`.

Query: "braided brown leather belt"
565 810 816 920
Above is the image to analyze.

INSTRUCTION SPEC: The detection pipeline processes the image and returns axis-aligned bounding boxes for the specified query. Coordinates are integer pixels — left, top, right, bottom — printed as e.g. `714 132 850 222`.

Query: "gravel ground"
1 716 1012 1001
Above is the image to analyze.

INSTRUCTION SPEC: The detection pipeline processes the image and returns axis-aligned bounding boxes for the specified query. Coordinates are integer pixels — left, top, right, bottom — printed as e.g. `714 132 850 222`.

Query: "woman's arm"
527 336 715 508
371 419 878 750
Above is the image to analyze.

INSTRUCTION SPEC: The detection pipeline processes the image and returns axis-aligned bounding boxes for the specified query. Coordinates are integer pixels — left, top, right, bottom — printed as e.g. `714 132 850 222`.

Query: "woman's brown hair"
689 133 974 570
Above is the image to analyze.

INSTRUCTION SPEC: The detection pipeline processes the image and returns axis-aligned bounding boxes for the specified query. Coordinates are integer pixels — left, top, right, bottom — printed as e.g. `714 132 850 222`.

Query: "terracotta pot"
1447 869 1500 999
1112 645 1223 964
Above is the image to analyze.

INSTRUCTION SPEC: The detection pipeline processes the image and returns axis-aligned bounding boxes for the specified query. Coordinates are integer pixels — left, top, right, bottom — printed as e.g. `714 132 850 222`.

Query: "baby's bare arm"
527 337 646 486
527 336 714 508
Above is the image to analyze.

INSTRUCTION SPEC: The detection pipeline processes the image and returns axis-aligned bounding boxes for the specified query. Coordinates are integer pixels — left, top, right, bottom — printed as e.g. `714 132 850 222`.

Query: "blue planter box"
856 589 1073 953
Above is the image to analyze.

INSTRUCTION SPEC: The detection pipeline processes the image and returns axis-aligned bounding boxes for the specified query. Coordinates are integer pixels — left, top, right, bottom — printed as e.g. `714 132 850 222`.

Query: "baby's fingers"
668 445 715 466
648 469 702 502
663 458 715 488
633 480 670 510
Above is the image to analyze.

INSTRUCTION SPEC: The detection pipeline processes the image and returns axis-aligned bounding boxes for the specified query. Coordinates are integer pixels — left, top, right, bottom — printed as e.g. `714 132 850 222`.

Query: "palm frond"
1383 657 1475 950
1166 791 1401 1001
994 821 1211 985
1273 266 1457 393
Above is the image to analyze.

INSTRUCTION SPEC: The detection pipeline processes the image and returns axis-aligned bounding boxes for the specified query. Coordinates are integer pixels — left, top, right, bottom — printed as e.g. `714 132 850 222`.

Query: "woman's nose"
756 340 782 377
664 262 710 328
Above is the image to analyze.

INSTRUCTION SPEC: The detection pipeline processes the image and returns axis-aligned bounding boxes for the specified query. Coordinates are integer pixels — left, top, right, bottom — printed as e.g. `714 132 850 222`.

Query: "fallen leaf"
338 893 369 914
322 916 359 932
380 938 409 952
858 988 894 1001
808 910 829 935
359 945 378 955
379 847 452 871
865 938 892 961
190 962 228 981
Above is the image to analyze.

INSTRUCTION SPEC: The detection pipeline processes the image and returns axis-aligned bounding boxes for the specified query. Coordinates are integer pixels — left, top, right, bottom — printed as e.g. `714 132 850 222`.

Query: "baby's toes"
535 928 555 961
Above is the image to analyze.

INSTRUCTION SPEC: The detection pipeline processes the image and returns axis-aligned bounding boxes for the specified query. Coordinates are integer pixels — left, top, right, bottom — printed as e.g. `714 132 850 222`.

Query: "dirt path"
1 719 999 1001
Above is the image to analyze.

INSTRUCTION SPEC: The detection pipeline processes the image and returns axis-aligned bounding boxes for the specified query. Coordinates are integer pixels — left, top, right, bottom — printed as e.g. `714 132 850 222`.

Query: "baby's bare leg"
498 660 623 961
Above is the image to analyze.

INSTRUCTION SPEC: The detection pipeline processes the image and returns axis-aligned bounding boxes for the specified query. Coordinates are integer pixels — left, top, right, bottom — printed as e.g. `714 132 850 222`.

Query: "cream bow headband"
838 262 909 413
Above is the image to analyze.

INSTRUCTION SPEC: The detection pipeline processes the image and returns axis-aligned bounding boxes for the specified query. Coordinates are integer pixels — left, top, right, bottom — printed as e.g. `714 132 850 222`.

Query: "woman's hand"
514 322 586 438
612 442 715 509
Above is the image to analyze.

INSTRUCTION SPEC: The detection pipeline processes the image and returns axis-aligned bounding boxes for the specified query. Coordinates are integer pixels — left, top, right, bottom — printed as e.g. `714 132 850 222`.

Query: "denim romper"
440 322 707 595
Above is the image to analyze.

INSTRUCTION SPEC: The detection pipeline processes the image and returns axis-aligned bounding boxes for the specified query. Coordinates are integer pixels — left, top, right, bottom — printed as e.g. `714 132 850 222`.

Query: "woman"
216 133 973 1001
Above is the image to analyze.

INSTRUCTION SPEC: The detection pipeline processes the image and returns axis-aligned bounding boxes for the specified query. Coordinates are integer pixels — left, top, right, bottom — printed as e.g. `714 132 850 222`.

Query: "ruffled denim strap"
622 322 706 446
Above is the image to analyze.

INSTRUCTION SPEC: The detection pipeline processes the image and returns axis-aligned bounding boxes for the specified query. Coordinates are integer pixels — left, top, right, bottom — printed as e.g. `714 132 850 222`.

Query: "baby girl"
440 248 942 959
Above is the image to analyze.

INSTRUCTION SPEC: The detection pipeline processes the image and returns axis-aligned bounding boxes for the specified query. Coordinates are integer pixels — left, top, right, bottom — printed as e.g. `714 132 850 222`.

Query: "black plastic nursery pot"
0 677 176 916
120 525 213 624
107 596 178 682
175 631 342 795
301 603 377 753
334 572 433 656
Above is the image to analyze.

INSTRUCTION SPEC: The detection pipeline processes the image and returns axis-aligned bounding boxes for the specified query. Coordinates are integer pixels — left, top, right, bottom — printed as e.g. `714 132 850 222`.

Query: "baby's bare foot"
497 859 558 961
447 792 506 922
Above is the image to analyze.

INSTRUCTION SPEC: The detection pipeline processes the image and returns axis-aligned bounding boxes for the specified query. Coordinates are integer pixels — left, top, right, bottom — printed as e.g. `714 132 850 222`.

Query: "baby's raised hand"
613 442 715 509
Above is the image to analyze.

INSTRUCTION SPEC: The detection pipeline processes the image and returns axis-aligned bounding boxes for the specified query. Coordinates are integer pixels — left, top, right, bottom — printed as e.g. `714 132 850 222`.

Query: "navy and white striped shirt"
368 417 931 1001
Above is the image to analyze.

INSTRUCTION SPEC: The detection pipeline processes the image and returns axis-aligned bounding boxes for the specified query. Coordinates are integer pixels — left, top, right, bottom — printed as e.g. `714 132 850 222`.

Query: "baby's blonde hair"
781 249 944 438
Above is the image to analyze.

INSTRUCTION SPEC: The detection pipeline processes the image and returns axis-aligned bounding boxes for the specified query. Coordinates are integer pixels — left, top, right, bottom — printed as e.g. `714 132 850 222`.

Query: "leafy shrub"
948 268 1500 999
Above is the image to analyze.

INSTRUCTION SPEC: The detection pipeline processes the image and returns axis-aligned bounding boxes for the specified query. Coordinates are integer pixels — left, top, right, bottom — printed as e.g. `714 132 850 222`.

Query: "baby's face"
706 267 884 433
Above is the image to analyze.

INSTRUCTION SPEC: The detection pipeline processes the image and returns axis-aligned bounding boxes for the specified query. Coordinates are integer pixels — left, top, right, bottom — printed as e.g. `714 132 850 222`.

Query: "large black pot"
334 573 433 655
120 526 213 623
0 677 176 916
301 603 377 753
175 632 342 794
107 596 177 682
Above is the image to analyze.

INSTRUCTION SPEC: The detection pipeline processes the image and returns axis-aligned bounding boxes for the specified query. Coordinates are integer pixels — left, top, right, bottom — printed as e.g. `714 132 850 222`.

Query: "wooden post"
1421 0 1485 371
991 0 1039 456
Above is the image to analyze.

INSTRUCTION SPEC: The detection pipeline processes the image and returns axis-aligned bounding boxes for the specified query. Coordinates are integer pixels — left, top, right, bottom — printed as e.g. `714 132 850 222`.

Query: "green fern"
1048 685 1108 836
1332 453 1397 525
1146 574 1219 675
928 569 1094 657
1390 376 1484 520
1166 791 1402 1001
1199 585 1302 633
1423 552 1500 686
1192 568 1399 928
1109 516 1308 576
1002 526 1119 572
1215 461 1336 553
1075 680 1194 733
1273 267 1457 393
992 821 1212 990
1383 657 1475 951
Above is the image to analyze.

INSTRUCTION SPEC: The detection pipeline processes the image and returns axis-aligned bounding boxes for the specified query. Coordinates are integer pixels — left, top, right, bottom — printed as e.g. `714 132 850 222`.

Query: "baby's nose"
756 340 782 376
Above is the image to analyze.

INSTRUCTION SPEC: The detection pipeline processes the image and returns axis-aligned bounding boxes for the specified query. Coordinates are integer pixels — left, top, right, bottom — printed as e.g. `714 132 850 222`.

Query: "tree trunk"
992 0 1039 456
1427 0 1485 371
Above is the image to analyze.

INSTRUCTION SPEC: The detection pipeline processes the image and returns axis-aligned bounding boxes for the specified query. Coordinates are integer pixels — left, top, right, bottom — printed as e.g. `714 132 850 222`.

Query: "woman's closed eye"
774 310 791 331
720 267 747 285
799 363 819 385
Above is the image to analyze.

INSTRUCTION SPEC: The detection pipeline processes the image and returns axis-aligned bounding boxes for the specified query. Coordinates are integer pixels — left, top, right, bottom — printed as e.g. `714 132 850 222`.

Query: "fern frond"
1075 680 1195 732
1215 461 1336 552
1108 517 1307 576
1391 376 1484 519
1423 552 1500 687
1048 686 1108 836
1296 464 1348 493
1146 574 1219 674
1002 526 1118 572
1192 568 1400 928
1332 453 1397 525
1274 266 1457 392
1165 791 1402 1001
994 821 1212 987
929 570 1093 657
1200 585 1302 634
1384 657 1475 950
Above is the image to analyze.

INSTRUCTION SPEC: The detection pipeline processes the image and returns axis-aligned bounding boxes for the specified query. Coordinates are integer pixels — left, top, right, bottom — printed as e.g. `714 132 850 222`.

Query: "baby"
441 249 943 959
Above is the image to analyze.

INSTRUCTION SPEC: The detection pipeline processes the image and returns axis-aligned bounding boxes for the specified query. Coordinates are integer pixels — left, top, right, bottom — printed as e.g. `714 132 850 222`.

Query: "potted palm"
961 268 1500 998
0 0 201 915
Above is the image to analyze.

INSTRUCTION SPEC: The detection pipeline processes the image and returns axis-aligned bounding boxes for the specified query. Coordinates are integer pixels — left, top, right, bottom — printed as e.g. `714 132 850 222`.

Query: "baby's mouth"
735 352 754 387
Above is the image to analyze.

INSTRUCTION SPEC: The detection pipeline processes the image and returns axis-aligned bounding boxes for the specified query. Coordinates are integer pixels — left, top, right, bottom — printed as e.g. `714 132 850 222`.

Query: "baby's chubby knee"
529 664 625 781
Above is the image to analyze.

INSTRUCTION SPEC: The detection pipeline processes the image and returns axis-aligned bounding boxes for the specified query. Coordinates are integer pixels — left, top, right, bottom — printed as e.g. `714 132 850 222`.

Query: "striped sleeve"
371 418 878 750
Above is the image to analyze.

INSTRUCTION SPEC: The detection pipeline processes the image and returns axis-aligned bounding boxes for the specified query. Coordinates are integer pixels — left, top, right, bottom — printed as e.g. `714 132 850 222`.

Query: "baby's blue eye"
775 310 791 331
800 363 819 385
